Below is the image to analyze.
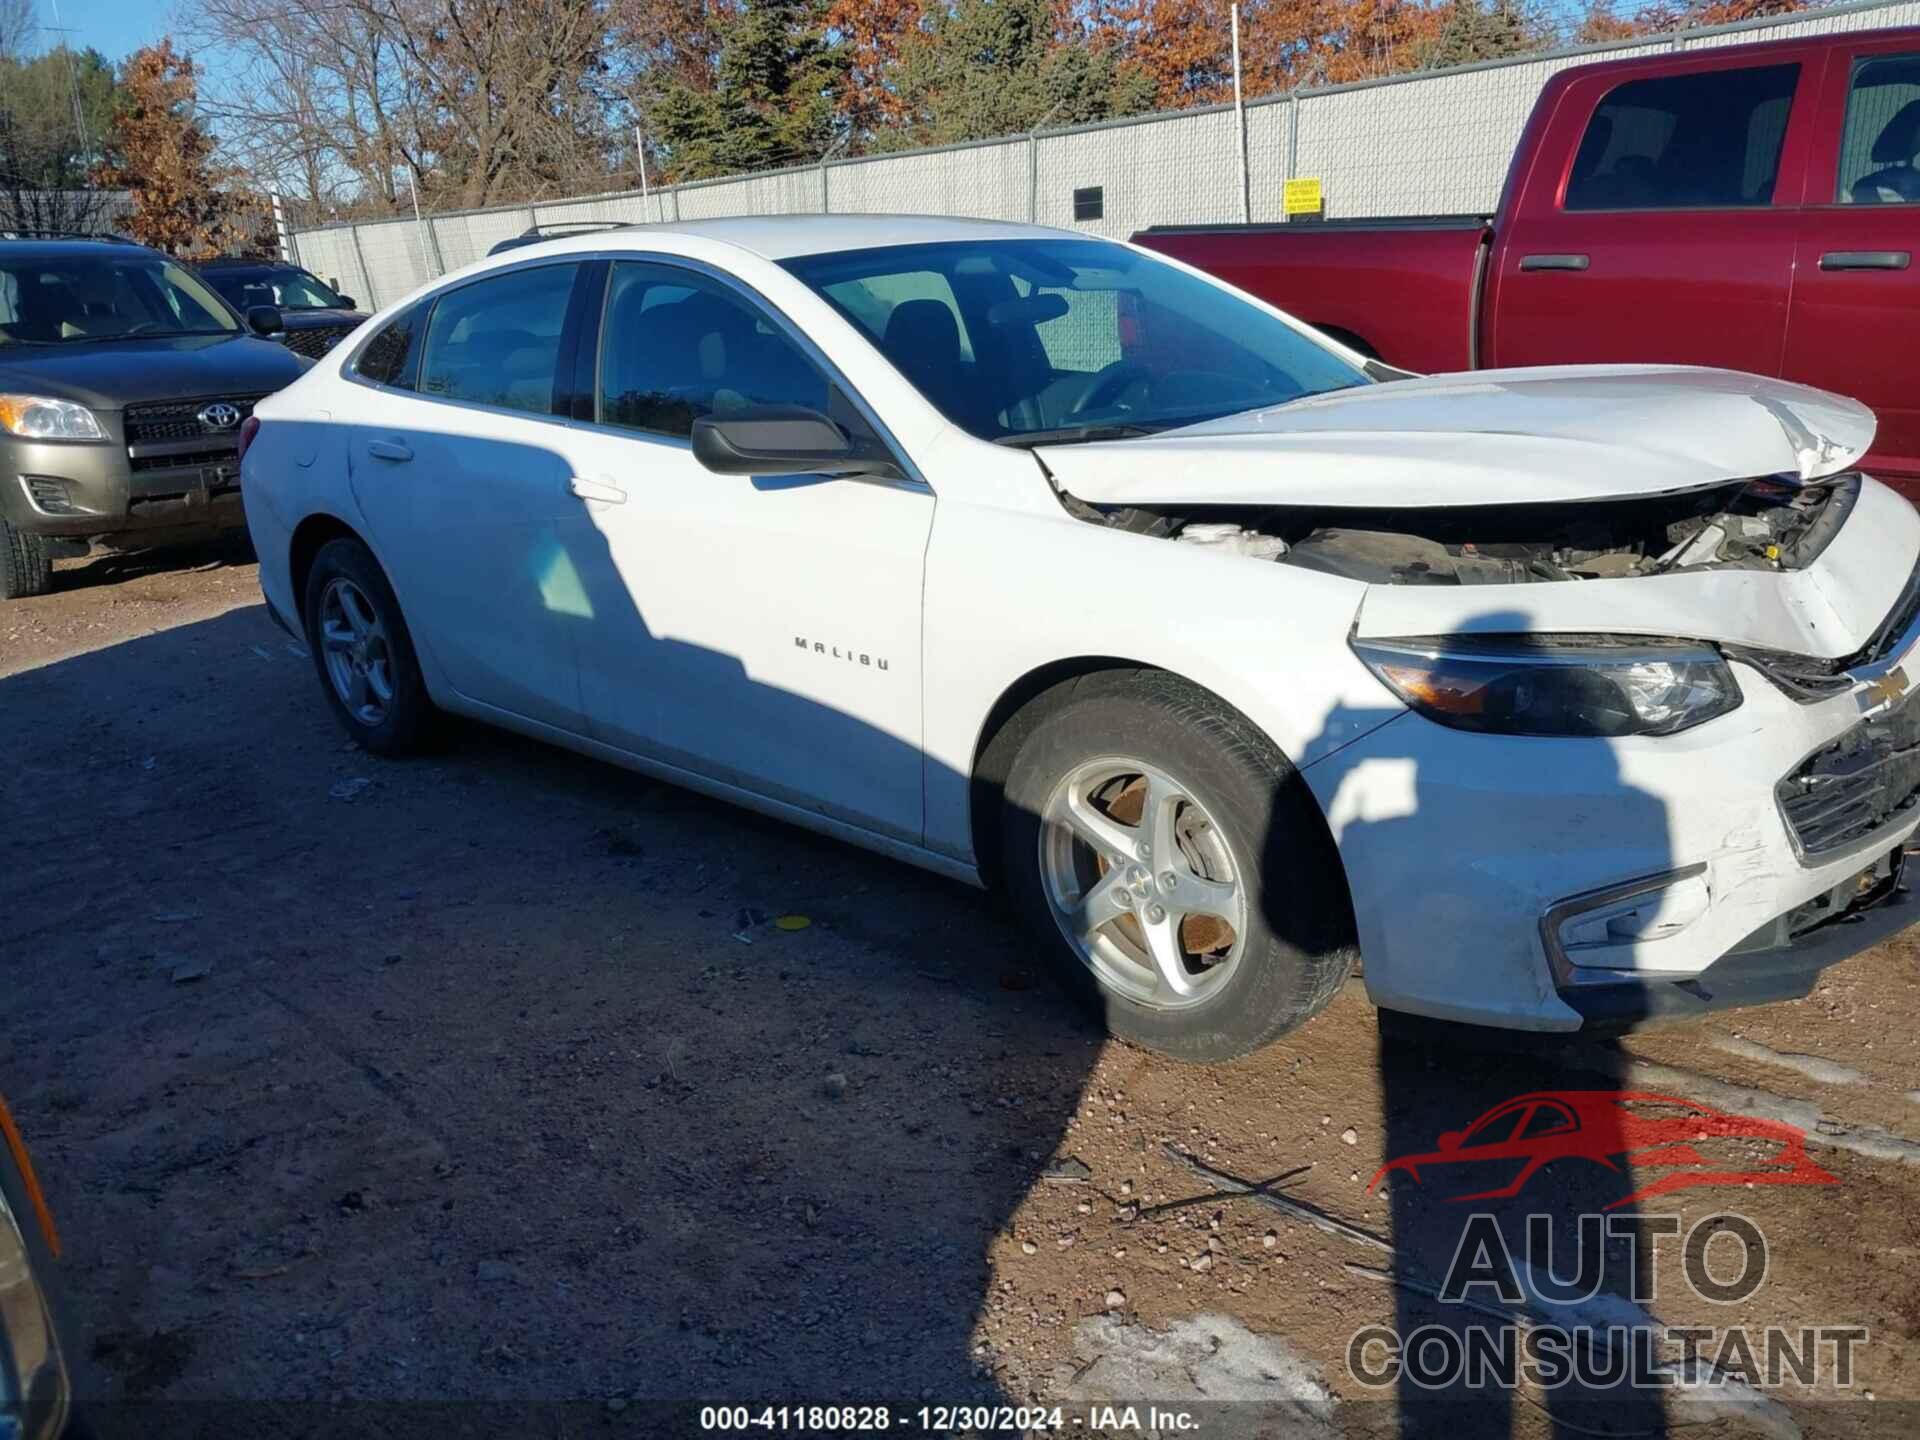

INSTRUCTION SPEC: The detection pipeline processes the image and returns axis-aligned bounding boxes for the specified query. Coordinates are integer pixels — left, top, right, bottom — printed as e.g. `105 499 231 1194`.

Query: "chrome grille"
1778 688 1920 857
123 396 264 473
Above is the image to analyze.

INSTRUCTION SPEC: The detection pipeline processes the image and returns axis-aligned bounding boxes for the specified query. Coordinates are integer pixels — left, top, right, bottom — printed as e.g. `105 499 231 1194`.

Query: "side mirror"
338 295 358 311
691 405 897 479
246 304 284 336
1437 1130 1463 1152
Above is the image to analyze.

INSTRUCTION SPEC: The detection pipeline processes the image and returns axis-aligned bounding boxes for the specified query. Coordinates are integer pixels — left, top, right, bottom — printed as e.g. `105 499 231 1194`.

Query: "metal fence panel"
288 0 1920 308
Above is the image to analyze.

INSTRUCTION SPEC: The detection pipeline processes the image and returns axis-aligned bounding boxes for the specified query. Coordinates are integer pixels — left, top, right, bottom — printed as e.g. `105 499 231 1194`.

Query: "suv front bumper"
1 428 247 548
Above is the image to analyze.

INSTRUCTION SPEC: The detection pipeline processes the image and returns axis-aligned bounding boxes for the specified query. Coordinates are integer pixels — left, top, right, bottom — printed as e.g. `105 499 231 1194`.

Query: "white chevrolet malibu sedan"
240 215 1920 1061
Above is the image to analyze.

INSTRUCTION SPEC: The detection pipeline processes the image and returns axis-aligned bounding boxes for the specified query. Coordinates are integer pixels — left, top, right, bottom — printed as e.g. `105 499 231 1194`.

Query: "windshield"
206 266 345 312
0 254 240 344
781 239 1369 443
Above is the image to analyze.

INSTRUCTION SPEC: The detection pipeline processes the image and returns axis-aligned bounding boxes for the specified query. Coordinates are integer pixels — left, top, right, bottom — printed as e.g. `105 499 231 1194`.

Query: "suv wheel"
1000 671 1356 1063
0 520 52 600
302 537 435 755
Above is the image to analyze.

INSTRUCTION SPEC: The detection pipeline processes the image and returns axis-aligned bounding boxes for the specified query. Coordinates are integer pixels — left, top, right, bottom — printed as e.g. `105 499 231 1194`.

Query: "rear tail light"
236 414 261 464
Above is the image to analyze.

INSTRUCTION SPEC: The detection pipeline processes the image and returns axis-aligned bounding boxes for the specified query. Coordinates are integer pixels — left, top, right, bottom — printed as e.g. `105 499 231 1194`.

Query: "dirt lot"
3 549 1918 1438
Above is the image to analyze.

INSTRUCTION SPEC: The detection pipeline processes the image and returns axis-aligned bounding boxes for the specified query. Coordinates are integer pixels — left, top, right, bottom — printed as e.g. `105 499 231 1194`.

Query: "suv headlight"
0 395 105 441
1352 634 1742 737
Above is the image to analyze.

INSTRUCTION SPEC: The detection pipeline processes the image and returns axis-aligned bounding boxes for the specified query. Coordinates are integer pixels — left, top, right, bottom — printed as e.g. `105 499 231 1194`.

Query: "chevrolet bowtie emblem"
1863 666 1909 708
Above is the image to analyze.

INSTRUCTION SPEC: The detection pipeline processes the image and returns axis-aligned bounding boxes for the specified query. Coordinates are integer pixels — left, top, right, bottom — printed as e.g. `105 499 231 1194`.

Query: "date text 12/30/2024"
698 1405 1204 1432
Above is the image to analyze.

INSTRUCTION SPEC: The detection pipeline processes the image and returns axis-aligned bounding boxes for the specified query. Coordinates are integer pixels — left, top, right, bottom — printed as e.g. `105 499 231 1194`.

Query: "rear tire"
0 520 52 600
302 537 436 755
999 670 1355 1063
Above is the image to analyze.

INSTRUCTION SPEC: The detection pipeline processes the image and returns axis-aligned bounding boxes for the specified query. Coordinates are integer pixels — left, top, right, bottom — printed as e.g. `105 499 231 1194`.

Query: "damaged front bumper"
1301 641 1920 1032
1550 847 1912 1030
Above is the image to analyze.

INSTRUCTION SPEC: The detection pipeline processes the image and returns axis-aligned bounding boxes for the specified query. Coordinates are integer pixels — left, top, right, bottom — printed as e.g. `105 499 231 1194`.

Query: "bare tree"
0 0 34 61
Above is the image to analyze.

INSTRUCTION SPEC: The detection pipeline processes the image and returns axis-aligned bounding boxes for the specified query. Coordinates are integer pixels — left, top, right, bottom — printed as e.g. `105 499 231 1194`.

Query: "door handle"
365 438 413 463
1518 253 1591 272
568 476 627 505
1819 250 1911 271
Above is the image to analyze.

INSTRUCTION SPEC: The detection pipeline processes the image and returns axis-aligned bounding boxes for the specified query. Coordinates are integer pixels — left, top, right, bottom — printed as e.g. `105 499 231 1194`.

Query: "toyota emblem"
198 402 242 431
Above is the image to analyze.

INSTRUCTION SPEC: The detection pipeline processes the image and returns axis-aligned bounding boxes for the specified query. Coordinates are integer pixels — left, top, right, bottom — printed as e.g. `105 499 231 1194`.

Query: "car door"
346 261 593 732
1786 38 1920 490
1487 55 1819 373
550 258 933 843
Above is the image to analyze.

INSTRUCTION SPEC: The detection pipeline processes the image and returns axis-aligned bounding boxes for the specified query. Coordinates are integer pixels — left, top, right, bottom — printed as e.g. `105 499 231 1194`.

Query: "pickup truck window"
1565 63 1798 211
1837 53 1920 203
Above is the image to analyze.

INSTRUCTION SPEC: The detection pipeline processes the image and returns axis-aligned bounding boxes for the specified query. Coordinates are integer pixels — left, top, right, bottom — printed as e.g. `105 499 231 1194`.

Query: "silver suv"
0 234 309 599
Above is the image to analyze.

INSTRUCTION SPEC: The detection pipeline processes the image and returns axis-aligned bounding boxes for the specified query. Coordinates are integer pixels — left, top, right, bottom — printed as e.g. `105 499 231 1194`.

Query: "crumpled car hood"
1035 366 1877 507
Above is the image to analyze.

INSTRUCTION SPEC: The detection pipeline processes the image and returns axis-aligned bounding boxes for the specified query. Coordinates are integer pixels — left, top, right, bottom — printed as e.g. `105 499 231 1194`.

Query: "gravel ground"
3 548 1917 1438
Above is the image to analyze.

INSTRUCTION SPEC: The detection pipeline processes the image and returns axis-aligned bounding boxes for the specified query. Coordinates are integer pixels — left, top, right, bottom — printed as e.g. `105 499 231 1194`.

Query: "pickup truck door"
1787 37 1920 491
548 259 933 844
1486 53 1822 375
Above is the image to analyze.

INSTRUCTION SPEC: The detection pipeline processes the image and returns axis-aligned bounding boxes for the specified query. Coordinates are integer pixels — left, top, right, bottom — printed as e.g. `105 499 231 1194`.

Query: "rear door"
1787 37 1920 491
1487 53 1820 373
346 260 593 731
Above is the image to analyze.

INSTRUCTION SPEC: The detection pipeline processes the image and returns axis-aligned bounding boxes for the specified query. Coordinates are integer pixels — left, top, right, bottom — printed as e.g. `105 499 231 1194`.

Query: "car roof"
514 213 1095 263
0 236 159 261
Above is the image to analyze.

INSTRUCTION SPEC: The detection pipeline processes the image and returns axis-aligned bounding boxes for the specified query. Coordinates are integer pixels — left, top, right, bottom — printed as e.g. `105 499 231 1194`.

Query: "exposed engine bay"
1068 475 1857 585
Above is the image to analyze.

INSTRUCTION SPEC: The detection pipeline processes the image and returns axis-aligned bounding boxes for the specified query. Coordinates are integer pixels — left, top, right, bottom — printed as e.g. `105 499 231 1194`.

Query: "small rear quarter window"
355 308 422 388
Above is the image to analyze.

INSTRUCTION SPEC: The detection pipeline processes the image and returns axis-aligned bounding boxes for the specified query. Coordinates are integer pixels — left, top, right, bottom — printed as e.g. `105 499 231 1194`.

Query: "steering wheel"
121 321 164 336
1070 361 1152 417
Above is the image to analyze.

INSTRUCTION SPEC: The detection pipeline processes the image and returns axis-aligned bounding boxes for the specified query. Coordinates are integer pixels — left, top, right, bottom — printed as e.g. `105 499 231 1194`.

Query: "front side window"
781 239 1367 443
0 253 238 344
1836 53 1920 203
1565 64 1800 211
596 262 829 439
417 263 578 415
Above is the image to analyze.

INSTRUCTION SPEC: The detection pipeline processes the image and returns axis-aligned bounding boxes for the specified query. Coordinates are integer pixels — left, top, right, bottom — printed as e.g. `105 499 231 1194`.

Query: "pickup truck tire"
0 520 52 600
1000 670 1355 1062
302 537 436 756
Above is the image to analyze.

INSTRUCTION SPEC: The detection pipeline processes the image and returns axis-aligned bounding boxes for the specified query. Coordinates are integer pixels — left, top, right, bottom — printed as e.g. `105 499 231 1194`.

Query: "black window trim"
567 249 927 492
1558 60 1806 216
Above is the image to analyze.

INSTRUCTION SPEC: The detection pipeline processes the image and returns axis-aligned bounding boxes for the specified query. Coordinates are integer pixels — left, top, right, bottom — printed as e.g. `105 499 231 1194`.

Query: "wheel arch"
288 512 367 618
965 656 1354 927
1308 323 1379 360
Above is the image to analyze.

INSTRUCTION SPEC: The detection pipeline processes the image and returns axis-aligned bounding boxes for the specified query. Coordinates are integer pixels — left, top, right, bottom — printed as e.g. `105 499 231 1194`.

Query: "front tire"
0 520 52 600
1000 671 1355 1062
302 537 435 755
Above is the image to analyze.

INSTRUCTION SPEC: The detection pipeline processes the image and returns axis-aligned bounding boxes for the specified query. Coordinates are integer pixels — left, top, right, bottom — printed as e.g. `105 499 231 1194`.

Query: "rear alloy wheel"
1001 670 1355 1062
303 537 435 755
0 520 53 600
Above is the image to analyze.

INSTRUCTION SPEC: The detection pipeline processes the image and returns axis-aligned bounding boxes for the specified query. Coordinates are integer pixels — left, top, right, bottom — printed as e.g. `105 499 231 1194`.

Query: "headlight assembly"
0 394 105 441
1352 634 1742 738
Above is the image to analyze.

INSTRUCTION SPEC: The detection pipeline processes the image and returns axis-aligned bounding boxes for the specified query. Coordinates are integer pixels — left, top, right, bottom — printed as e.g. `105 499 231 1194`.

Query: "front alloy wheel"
1039 757 1249 1010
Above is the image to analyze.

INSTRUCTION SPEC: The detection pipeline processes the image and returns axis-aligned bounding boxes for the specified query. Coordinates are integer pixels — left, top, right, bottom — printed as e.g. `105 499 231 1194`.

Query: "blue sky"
42 0 170 65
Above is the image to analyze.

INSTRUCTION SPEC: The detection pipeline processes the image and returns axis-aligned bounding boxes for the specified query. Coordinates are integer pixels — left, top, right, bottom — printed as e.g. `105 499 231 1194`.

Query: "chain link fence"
288 0 1920 311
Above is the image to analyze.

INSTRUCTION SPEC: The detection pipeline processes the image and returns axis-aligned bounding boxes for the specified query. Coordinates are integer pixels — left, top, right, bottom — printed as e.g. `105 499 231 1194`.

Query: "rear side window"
1565 64 1800 211
355 308 423 388
1836 53 1920 203
418 263 578 415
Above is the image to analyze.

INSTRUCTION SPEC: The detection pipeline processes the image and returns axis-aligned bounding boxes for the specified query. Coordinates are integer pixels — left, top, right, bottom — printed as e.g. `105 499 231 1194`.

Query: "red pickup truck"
1136 27 1920 491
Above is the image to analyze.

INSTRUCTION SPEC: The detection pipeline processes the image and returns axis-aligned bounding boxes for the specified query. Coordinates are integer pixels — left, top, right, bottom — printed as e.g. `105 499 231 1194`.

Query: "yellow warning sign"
1283 177 1323 216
